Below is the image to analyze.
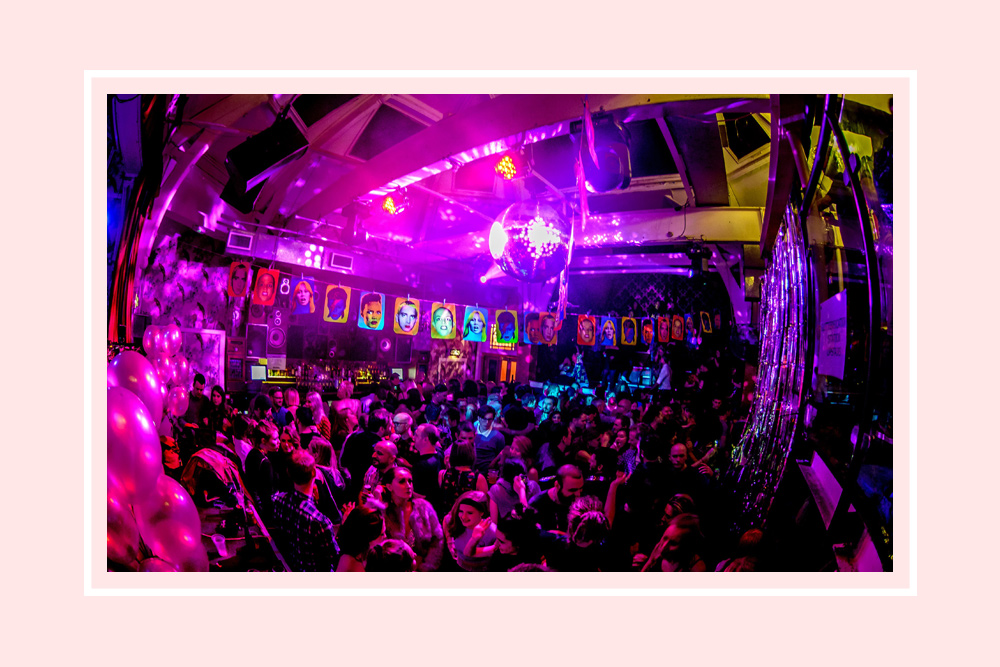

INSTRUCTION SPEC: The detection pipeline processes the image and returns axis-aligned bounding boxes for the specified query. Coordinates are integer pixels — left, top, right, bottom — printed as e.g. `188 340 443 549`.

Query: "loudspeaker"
221 179 266 215
267 307 288 354
247 324 268 358
225 117 309 192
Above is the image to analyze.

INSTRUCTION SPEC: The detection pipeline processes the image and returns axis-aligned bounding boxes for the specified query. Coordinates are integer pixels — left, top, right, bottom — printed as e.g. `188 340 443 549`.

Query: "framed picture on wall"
227 357 244 382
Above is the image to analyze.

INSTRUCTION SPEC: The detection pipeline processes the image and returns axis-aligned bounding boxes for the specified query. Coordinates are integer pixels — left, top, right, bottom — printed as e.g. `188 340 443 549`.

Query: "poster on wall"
323 285 351 323
539 312 558 346
641 318 655 345
577 315 597 346
462 306 488 342
700 311 713 334
671 314 685 341
818 291 847 379
685 314 699 346
621 317 637 346
290 277 317 314
227 261 252 298
252 268 279 306
492 309 518 346
522 312 541 344
430 302 457 340
657 316 672 343
358 292 386 331
275 274 293 309
393 297 420 335
598 317 618 347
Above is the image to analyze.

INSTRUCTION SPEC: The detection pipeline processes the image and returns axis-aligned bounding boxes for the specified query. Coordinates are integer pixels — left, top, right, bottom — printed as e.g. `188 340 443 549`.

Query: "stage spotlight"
381 191 408 216
570 112 632 192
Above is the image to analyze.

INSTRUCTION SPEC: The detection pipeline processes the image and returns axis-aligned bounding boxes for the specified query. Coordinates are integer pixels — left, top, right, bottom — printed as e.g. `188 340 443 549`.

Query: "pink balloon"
152 354 173 385
142 325 162 356
162 324 183 357
140 519 209 572
107 387 164 504
172 355 191 386
107 350 164 422
135 474 201 535
107 473 139 566
139 557 178 572
166 386 190 417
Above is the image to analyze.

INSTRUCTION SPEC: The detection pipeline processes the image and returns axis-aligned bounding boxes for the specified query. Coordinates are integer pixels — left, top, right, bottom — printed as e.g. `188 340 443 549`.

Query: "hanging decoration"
462 306 489 342
539 312 558 346
492 310 519 346
290 277 317 315
357 292 386 331
393 297 420 335
252 268 279 306
430 302 457 340
641 318 655 346
227 261 252 298
621 317 637 346
522 311 542 344
671 314 685 341
489 200 572 282
656 316 672 343
323 285 351 323
577 315 597 346
598 317 618 347
700 311 713 334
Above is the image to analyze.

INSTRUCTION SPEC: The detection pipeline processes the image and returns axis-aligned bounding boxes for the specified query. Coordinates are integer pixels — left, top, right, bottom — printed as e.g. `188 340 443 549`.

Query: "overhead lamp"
570 112 632 192
381 190 408 216
494 150 529 181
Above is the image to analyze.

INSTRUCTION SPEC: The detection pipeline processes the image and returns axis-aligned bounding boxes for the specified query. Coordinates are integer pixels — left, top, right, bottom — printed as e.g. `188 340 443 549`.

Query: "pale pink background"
6 0 984 661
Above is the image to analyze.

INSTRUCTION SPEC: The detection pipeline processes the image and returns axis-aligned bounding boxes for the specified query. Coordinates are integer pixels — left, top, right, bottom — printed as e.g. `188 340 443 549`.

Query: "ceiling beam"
655 117 695 207
292 94 760 222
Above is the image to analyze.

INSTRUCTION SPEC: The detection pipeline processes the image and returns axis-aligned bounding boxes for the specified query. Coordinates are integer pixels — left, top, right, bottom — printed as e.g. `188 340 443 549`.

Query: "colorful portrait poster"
685 314 698 346
671 314 685 341
227 261 252 298
621 317 637 346
714 312 722 331
291 277 317 314
700 311 713 334
430 302 457 339
462 306 488 342
656 316 672 343
492 309 518 346
598 317 618 347
539 312 558 346
393 297 420 335
276 274 293 309
357 292 385 330
577 315 597 346
323 285 351 323
641 318 655 345
252 268 279 306
523 312 542 344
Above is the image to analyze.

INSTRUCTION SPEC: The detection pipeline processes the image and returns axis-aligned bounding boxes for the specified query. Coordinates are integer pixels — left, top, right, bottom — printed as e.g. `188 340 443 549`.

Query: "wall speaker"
225 117 309 192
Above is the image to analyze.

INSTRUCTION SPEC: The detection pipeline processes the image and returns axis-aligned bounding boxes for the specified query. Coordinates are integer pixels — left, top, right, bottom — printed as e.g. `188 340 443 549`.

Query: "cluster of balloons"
106 328 208 572
141 324 192 421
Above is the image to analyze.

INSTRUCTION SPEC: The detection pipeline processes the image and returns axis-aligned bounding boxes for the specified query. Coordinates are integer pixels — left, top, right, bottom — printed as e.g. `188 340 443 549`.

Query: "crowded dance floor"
106 92 894 573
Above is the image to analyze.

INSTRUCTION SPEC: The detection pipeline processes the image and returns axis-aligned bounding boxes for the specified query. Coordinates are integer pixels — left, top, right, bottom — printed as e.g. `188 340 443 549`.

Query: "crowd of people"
162 344 769 573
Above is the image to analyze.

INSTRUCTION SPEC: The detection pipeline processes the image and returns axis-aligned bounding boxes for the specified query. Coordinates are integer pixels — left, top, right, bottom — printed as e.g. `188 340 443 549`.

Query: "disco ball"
489 201 572 282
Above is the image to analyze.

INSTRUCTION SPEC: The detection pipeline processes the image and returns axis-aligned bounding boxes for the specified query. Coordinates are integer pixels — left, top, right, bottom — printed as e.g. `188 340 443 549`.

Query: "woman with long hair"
335 504 385 572
309 437 352 511
487 456 540 524
292 279 316 314
437 439 488 515
205 384 231 435
306 390 332 440
486 509 544 572
381 467 444 571
442 490 496 572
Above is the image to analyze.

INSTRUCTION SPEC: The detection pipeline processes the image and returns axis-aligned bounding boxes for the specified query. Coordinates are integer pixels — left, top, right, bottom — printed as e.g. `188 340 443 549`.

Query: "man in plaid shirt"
271 449 340 572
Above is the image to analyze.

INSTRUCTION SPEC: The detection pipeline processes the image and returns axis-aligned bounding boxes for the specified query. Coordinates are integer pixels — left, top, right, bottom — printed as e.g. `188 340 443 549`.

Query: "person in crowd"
305 391 332 440
309 437 352 511
642 513 708 572
341 408 393 500
545 495 615 571
270 449 339 572
487 509 546 572
715 528 765 572
473 406 506 474
408 423 444 505
335 504 385 572
205 384 231 435
285 388 301 413
231 414 254 467
381 467 444 572
488 457 540 523
443 491 497 572
295 405 320 449
269 386 291 427
391 412 415 460
243 421 278 525
366 539 417 572
362 440 398 492
528 464 585 534
438 439 488 515
183 373 210 427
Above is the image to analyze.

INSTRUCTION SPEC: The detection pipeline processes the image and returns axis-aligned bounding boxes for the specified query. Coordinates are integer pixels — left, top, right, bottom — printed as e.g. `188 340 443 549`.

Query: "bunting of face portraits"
641 318 655 345
357 292 386 331
463 307 488 342
393 297 420 335
291 277 317 315
492 309 518 346
323 285 351 323
657 315 672 343
431 303 457 339
671 314 685 341
227 261 252 298
621 317 637 346
523 312 542 344
576 315 597 346
700 311 713 334
252 268 279 306
598 317 618 347
539 312 558 346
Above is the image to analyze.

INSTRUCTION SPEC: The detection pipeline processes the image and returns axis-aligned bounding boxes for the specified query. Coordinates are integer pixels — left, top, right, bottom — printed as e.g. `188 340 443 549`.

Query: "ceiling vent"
325 251 355 273
226 230 254 255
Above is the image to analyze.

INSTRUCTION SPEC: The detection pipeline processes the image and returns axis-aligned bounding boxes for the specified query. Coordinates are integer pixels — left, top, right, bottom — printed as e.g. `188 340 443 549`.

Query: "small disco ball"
489 201 572 282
